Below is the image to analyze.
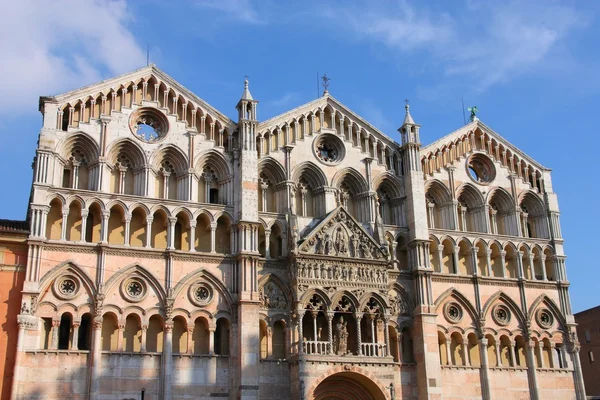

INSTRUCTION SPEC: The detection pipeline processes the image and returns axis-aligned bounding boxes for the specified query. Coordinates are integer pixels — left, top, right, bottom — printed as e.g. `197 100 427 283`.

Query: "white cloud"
324 1 585 91
194 0 263 24
0 0 145 114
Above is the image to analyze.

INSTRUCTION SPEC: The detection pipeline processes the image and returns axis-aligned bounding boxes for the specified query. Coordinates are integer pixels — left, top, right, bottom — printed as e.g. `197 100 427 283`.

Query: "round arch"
310 370 388 400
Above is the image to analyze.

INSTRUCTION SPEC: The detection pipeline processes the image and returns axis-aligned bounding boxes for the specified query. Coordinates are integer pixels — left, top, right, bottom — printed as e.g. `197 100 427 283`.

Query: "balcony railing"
361 343 387 357
303 341 331 355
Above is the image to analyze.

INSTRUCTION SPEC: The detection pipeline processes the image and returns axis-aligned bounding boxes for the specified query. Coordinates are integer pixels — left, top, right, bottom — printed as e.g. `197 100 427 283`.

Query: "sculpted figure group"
297 262 388 285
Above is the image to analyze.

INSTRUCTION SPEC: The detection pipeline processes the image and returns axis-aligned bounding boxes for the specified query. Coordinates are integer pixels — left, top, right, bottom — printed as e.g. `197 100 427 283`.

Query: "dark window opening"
78 313 92 350
62 169 71 188
58 313 72 350
62 111 69 131
209 189 219 204
85 213 94 242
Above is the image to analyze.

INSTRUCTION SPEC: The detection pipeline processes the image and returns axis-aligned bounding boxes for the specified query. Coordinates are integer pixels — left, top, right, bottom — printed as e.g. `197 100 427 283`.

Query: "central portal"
313 372 387 400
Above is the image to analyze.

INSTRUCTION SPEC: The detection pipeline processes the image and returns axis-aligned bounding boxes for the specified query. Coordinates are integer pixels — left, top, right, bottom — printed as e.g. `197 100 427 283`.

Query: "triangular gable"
258 94 400 150
41 64 235 127
421 120 548 170
298 206 386 260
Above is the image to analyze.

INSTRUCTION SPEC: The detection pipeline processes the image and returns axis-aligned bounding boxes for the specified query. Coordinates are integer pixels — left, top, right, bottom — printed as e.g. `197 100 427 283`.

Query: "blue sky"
1 0 598 312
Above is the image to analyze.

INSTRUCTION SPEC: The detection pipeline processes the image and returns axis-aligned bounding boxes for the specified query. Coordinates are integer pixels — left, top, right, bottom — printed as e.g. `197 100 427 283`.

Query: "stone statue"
336 227 348 255
351 234 360 257
334 316 349 355
361 242 371 258
324 233 334 255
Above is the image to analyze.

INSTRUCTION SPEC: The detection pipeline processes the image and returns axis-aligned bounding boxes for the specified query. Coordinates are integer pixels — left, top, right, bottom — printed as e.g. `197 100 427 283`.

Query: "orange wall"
0 235 27 400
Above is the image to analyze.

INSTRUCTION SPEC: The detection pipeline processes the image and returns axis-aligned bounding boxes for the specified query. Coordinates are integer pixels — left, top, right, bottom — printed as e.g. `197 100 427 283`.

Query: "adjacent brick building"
575 306 600 398
0 220 28 400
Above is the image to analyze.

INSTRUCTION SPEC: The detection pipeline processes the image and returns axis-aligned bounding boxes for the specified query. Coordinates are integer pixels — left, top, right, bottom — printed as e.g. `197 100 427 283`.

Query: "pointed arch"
358 291 389 312
434 288 479 326
299 288 331 309
56 132 100 163
330 290 360 312
258 156 286 185
291 161 327 189
528 294 567 328
103 263 167 304
150 144 189 174
195 149 231 179
481 291 526 327
372 172 403 198
105 138 146 168
486 187 516 214
38 260 96 302
172 269 233 310
331 167 368 193
425 179 452 205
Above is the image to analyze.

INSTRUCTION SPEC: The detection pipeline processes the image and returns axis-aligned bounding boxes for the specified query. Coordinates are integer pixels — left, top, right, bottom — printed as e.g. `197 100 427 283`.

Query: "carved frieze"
295 260 388 287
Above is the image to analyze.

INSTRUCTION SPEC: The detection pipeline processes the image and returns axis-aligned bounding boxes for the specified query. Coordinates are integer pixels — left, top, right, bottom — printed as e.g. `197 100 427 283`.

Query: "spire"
240 76 253 100
398 98 421 146
403 99 415 125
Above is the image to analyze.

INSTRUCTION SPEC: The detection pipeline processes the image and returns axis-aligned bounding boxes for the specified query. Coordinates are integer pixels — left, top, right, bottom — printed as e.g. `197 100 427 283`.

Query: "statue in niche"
361 242 371 258
333 316 349 355
335 227 349 255
351 234 360 257
324 233 334 255
315 234 324 254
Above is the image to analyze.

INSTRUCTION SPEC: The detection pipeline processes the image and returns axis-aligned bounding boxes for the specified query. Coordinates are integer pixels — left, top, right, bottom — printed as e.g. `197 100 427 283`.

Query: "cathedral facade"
11 65 585 400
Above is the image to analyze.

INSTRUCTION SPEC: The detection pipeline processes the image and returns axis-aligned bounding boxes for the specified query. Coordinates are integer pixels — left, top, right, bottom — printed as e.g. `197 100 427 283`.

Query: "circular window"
492 305 511 326
537 309 554 329
121 277 147 302
466 153 496 184
444 302 463 323
53 275 80 300
189 283 213 306
129 107 169 143
313 134 345 165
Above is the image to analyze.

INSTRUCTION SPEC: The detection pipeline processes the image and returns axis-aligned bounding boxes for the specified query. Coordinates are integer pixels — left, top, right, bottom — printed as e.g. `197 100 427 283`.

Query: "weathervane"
321 74 330 94
468 106 479 122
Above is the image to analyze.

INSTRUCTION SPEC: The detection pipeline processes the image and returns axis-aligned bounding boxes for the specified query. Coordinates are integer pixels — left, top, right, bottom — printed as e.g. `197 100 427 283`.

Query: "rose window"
492 305 511 326
445 302 463 323
60 279 76 295
129 107 169 143
190 283 213 306
194 286 210 302
537 309 554 329
54 275 80 299
127 281 143 297
466 153 496 184
313 134 345 165
317 142 338 163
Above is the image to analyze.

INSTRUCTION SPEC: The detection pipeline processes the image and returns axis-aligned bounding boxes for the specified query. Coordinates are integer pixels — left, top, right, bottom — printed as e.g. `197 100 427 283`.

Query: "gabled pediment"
298 207 387 260
258 94 400 150
40 64 235 128
421 120 548 171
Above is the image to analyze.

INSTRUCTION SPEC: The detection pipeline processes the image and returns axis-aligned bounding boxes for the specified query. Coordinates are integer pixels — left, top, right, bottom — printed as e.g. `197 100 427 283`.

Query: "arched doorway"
313 372 387 400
